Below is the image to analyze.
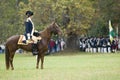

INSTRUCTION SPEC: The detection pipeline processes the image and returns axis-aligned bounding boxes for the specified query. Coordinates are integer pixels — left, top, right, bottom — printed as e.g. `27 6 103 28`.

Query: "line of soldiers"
79 37 119 53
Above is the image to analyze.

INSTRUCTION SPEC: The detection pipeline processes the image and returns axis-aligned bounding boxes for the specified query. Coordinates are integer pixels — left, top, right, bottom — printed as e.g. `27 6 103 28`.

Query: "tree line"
0 0 119 49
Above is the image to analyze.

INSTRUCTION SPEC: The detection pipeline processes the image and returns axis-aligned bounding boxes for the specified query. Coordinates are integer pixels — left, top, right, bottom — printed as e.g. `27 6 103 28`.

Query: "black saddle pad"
33 32 40 37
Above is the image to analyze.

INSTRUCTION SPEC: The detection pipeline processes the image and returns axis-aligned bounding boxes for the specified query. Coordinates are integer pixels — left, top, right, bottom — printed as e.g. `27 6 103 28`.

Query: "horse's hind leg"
9 52 15 70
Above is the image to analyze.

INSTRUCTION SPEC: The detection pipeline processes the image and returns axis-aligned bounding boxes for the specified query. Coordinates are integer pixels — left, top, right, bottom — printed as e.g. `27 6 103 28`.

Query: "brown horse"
5 22 62 70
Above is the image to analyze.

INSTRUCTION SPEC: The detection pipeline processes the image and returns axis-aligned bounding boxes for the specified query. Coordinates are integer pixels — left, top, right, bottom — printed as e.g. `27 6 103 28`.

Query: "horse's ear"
51 18 57 25
52 21 56 25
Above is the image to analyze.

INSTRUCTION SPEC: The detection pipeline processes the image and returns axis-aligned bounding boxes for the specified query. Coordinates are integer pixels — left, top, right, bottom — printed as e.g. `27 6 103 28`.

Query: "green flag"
109 20 116 42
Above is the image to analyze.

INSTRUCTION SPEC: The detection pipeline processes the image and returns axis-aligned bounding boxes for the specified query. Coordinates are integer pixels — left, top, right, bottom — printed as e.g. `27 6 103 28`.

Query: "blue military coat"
24 17 34 39
25 17 34 34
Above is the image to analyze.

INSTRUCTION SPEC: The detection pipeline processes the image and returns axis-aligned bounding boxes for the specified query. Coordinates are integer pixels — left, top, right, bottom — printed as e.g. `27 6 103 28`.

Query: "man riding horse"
5 21 62 70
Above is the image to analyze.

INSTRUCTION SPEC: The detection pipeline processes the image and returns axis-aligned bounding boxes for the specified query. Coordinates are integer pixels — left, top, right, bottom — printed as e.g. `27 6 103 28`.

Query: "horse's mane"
39 23 53 38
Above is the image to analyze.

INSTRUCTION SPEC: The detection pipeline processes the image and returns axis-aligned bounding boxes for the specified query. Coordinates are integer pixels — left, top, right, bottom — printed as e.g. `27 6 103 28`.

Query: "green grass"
0 52 120 80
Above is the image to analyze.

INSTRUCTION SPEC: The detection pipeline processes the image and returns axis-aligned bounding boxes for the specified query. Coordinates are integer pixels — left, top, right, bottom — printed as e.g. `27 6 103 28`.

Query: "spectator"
60 39 65 51
0 47 2 53
55 39 61 52
0 44 5 53
49 39 55 53
118 40 120 50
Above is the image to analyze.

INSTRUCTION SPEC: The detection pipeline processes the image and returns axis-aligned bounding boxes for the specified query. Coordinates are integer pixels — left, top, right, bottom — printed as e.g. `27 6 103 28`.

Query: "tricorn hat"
26 11 33 17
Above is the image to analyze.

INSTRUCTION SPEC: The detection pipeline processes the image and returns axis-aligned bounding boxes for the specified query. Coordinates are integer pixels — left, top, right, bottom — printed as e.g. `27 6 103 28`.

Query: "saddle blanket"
18 35 41 45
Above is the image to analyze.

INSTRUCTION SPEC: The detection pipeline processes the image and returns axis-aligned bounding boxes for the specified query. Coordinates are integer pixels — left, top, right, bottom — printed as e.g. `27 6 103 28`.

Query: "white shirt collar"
26 17 32 22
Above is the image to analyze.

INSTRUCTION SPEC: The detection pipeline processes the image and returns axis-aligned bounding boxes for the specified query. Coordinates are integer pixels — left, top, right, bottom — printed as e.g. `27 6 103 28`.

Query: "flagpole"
116 25 118 40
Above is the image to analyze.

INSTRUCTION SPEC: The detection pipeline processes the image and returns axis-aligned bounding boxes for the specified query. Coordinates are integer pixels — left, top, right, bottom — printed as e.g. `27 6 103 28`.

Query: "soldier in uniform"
23 10 38 55
24 11 34 41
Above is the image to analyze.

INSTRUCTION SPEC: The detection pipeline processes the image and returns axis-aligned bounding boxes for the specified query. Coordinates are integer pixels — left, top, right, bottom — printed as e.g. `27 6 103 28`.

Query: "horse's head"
49 22 62 35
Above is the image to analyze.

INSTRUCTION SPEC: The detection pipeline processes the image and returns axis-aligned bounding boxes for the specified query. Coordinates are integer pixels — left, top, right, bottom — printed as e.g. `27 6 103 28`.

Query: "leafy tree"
89 0 120 37
0 0 95 49
54 0 95 49
0 0 21 43
1 0 119 50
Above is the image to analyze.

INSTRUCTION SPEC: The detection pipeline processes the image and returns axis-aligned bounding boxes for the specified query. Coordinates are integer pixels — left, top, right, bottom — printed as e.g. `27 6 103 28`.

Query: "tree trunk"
66 34 79 50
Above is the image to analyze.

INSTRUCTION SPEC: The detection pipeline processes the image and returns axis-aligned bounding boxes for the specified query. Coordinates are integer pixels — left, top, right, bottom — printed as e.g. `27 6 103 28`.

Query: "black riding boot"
32 43 38 55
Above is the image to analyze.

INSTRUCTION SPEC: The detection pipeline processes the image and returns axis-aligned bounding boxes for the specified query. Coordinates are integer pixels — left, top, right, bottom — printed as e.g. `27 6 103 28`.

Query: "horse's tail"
5 45 10 70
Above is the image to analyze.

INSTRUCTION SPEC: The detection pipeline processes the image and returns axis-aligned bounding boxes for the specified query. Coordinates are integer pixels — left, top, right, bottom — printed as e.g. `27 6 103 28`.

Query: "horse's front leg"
36 55 40 69
36 54 44 69
40 54 44 69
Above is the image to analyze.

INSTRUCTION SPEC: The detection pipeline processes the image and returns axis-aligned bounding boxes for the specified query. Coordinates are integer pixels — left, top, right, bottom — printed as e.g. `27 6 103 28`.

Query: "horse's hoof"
41 67 43 69
6 68 9 70
36 66 39 69
11 68 14 70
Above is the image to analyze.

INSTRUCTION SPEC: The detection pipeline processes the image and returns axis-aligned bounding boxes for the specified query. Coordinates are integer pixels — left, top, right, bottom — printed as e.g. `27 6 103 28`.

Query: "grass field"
0 52 120 80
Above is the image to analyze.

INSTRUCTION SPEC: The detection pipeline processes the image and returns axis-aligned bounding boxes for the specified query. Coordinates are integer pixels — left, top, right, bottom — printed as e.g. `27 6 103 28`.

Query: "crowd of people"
47 38 66 54
79 37 119 53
